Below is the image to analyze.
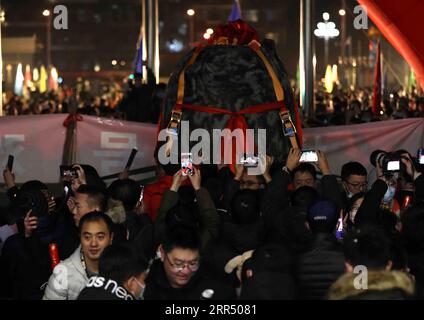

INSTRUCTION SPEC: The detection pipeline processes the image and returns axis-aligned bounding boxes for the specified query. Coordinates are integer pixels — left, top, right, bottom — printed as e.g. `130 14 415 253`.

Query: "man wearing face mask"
77 243 148 300
340 162 368 204
353 162 399 227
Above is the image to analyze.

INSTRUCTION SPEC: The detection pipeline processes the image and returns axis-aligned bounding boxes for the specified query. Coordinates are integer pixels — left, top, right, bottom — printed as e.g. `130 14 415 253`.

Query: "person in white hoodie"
43 212 114 300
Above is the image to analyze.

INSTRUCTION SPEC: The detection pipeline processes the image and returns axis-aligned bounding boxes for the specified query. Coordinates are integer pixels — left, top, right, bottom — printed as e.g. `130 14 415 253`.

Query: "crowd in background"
2 76 423 128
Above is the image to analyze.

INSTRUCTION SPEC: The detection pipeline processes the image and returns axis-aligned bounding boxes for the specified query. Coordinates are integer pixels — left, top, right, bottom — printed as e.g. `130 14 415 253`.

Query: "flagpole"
300 0 314 119
0 0 3 117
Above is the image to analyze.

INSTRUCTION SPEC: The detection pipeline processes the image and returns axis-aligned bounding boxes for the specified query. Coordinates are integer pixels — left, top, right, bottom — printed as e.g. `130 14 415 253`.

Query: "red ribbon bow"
63 113 83 128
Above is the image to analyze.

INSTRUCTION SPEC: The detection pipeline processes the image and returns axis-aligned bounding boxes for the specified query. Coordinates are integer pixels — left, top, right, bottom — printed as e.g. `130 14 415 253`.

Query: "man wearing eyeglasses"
144 224 236 300
340 162 368 207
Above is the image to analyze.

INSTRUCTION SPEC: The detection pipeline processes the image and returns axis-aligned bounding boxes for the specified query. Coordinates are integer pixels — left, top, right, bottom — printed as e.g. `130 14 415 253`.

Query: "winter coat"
327 270 415 300
294 233 345 299
144 259 236 300
43 245 89 300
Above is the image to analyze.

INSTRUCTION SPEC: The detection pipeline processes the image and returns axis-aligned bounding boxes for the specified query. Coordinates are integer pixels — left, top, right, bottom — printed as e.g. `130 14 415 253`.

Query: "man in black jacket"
294 200 345 299
144 224 236 300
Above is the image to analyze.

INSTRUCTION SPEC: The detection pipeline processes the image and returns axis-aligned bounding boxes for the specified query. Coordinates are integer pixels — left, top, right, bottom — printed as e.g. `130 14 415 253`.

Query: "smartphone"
299 150 318 163
335 217 344 241
181 153 194 176
125 147 138 170
240 154 259 168
418 148 424 165
60 165 78 180
139 185 145 202
386 160 400 172
7 155 14 171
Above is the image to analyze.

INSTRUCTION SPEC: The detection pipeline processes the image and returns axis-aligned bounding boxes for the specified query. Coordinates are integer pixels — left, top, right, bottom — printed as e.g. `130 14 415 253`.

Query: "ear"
159 245 165 262
125 276 137 297
345 261 354 273
385 260 393 271
246 269 253 279
109 232 114 245
304 221 310 231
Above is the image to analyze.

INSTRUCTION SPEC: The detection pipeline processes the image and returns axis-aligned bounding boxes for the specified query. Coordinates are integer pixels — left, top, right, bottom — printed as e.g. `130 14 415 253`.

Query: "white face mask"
134 278 145 300
383 186 396 203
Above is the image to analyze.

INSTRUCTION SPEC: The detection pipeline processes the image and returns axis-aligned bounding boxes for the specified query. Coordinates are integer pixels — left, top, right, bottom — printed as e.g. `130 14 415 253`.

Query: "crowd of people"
0 143 423 300
2 76 165 125
2 76 423 128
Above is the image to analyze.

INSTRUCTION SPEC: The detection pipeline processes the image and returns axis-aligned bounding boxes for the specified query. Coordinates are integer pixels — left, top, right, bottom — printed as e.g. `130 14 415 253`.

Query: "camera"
370 149 405 175
60 165 78 180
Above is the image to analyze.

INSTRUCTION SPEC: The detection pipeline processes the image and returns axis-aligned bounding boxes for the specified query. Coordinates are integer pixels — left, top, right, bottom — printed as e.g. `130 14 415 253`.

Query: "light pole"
43 9 52 68
187 9 195 45
339 5 346 85
314 12 339 74
0 5 5 117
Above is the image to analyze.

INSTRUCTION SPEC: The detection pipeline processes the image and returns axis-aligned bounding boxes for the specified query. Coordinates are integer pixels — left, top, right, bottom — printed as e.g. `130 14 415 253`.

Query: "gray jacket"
42 245 89 300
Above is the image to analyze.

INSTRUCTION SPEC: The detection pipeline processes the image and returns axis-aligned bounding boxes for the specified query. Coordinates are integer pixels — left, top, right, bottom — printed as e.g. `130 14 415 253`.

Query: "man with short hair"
327 226 415 300
340 161 368 206
77 243 148 300
71 184 105 226
43 212 113 300
144 224 236 300
292 163 317 190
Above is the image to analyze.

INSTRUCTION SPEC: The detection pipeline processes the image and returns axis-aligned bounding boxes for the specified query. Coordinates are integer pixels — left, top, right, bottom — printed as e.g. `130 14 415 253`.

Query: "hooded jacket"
327 270 415 300
43 245 89 300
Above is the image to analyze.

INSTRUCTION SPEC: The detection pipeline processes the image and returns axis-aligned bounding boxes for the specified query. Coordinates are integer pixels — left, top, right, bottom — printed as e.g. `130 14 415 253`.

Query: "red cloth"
63 113 83 128
358 0 424 90
176 101 287 173
143 175 191 221
372 41 382 116
143 175 174 221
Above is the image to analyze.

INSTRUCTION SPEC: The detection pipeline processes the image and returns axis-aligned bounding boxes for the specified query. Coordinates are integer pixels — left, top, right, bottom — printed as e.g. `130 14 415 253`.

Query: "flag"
408 68 416 92
372 41 382 116
40 65 48 93
14 63 24 96
324 65 333 93
134 36 143 75
228 0 242 22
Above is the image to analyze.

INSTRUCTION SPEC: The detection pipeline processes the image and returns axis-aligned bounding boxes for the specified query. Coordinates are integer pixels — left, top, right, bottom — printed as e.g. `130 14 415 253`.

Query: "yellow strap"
249 42 298 149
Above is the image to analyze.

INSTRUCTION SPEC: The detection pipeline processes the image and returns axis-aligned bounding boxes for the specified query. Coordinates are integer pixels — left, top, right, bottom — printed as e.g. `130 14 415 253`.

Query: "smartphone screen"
181 153 193 176
299 150 318 163
387 160 400 171
240 154 259 167
139 186 145 202
418 148 424 165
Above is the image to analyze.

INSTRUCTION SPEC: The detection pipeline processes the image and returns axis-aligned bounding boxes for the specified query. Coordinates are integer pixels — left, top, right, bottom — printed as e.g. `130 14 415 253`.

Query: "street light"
339 9 346 16
314 12 339 70
187 9 195 45
42 9 52 68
